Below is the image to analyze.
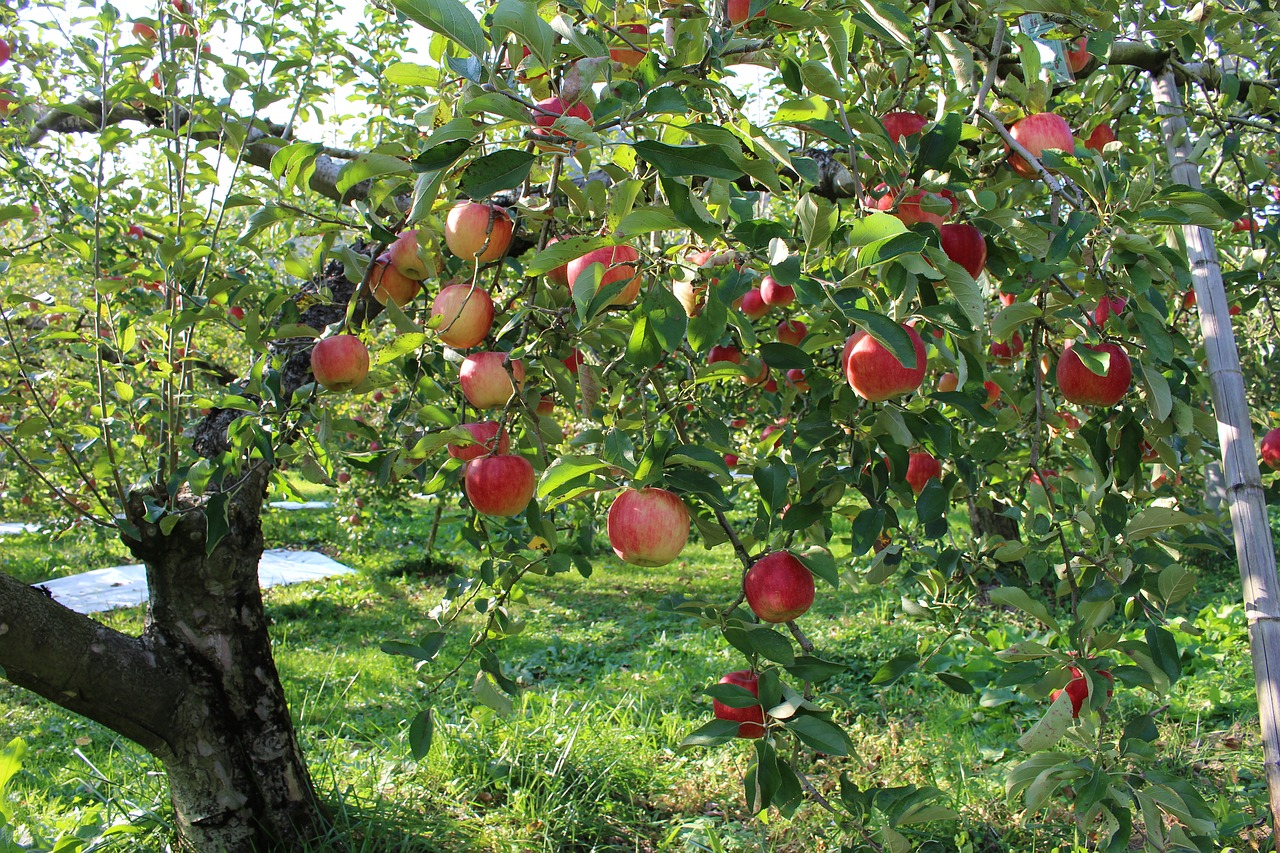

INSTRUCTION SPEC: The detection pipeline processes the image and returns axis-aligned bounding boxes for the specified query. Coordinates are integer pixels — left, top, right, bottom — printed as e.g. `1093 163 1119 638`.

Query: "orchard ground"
0 491 1272 852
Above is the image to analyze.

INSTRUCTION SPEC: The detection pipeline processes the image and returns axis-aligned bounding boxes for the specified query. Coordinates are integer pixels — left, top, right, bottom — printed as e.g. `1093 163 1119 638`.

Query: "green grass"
0 496 1271 851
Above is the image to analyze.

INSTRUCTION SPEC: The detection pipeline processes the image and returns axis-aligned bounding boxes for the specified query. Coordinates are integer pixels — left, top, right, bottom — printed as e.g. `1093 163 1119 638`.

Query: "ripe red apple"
1182 290 1197 309
726 0 765 25
1056 341 1132 407
882 111 927 143
1093 295 1127 325
1007 113 1076 179
724 453 739 467
447 421 510 461
1051 665 1114 718
1065 37 1092 74
127 224 145 240
1233 217 1259 233
310 335 370 392
939 223 987 279
1084 123 1116 154
562 349 584 374
609 23 648 67
369 253 422 307
777 319 806 346
1029 468 1058 492
738 287 769 320
531 97 594 152
708 345 743 365
712 670 765 738
1261 428 1280 470
990 333 1024 364
228 305 245 321
607 487 689 567
937 371 959 393
740 358 769 387
464 453 536 517
444 202 514 264
843 324 927 402
132 22 157 42
336 472 351 484
388 229 431 279
535 396 555 416
459 351 525 409
759 276 794 308
785 368 809 392
566 244 642 306
744 551 815 623
431 283 494 348
875 186 957 228
905 451 941 495
983 380 1000 408
998 292 1017 307
763 378 778 393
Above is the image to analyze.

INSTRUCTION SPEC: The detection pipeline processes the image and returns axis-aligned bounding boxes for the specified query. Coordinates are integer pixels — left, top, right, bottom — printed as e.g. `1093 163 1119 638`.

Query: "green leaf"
1145 626 1182 684
1131 309 1174 364
634 140 745 180
204 492 230 556
991 303 1041 342
786 655 849 682
537 455 608 499
856 232 926 270
373 332 427 365
458 150 535 200
1124 506 1195 540
988 586 1060 632
640 284 687 352
336 153 411 196
392 0 487 57
492 0 557 70
473 671 514 714
870 652 919 685
384 61 442 87
661 176 722 241
408 707 433 759
412 139 472 172
1017 691 1076 752
625 315 663 368
786 715 852 756
526 235 611 276
686 293 728 355
848 212 908 247
842 309 918 370
759 342 812 371
614 207 684 238
800 59 844 99
679 718 743 749
1141 363 1172 422
913 112 962 176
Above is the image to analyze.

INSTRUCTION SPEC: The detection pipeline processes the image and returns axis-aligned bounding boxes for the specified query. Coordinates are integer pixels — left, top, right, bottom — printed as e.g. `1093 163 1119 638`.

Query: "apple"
1261 428 1280 470
531 97 594 152
786 368 809 392
937 371 959 393
875 186 957 228
1029 468 1058 492
740 358 769 387
1007 113 1076 179
940 223 987 278
536 396 555 416
905 451 941 495
763 378 778 393
369 253 422 307
990 333 1024 364
228 305 245 321
1051 665 1114 718
999 292 1017 307
738 287 769 320
444 202 514 264
1084 123 1116 154
1233 217 1259 233
430 283 494 348
310 335 370 392
882 111 927 143
759 276 794 308
459 351 525 409
447 421 510 461
672 278 707 317
0 89 14 119
842 323 927 402
336 472 351 484
609 23 648 67
708 345 742 365
562 349 584 374
1065 37 1092 74
566 244 642 306
1230 304 1242 316
1056 341 1132 407
726 0 765 25
464 453 536 517
387 229 431 280
1140 440 1159 462
132 22 157 42
1093 295 1127 324
724 453 739 467
127 224 145 240
542 237 572 287
712 670 765 738
607 487 689 567
744 551 815 623
983 380 1000 408
760 419 787 447
777 319 806 346
1182 290 1197 309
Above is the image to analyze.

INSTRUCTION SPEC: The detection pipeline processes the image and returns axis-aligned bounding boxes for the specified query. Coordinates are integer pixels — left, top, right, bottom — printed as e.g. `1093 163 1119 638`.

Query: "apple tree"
2 0 1280 850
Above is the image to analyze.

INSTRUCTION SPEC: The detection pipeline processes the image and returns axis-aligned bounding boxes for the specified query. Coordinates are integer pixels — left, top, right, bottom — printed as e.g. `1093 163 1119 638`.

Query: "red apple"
983 380 1000 408
724 453 739 467
369 253 422 307
936 371 959 393
905 451 941 495
444 202 514 264
228 305 245 321
1230 304 1242 316
464 454 536 517
431 283 494 348
1007 113 1076 179
388 229 432 279
566 244 642 306
940 223 987 278
535 396 555 416
999 292 1017 307
1093 295 1127 325
310 335 370 392
447 421 510 461
609 23 648 67
1050 665 1114 718
777 319 806 346
763 378 778 393
708 345 743 366
1056 341 1132 407
990 333 1024 365
740 358 769 386
875 186 957 228
544 236 571 287
759 276 794 308
459 351 525 409
744 551 815 623
842 324 927 402
1029 468 1058 492
726 0 765 25
1233 217 1259 233
712 670 765 738
785 368 809 392
127 224 145 240
1084 123 1116 154
562 349 584 374
607 487 689 567
1261 428 1280 470
882 111 927 143
1182 290 1197 309
738 287 769 320
1065 37 1092 74
531 97 594 152
132 22 157 42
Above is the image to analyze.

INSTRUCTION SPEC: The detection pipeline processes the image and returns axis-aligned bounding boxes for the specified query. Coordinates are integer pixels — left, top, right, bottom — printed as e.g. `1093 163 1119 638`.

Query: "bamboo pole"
1153 70 1280 850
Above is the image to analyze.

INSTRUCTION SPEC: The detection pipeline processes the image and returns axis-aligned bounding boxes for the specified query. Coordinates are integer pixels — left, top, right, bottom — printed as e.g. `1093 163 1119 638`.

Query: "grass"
0 494 1272 851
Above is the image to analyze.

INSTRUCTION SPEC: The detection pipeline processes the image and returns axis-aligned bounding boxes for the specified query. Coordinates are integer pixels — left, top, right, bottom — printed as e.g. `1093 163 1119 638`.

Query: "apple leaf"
660 176 722 241
848 212 907 247
856 232 926 270
1017 691 1076 752
537 455 609 500
335 153 411 196
990 302 1041 342
1131 308 1174 364
666 445 732 481
912 112 962 177
936 673 975 695
797 547 839 589
753 456 790 516
929 391 998 426
634 140 745 180
458 149 535 200
411 139 471 173
759 342 813 371
491 0 557 71
1124 506 1195 541
383 61 441 87
870 651 919 686
613 207 684 239
704 683 761 708
525 235 611 276
625 315 663 368
686 292 728 355
547 13 608 58
373 332 428 365
407 708 433 761
841 309 918 370
915 478 947 534
473 672 513 715
640 284 687 352
678 718 742 749
785 714 853 756
392 0 487 58
989 586 1060 631
785 655 849 682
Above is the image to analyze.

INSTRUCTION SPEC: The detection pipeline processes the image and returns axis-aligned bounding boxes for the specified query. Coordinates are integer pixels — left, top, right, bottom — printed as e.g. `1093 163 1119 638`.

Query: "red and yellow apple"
607 487 689 567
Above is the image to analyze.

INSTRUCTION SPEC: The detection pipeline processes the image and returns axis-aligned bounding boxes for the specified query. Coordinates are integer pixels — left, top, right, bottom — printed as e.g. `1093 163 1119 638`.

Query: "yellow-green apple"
1007 113 1076 179
609 23 648 67
531 96 594 152
445 202 514 264
1084 123 1115 154
940 223 987 278
369 253 422 307
842 323 927 401
760 275 794 308
387 229 431 280
310 335 369 392
882 111 927 143
905 451 941 495
460 351 525 409
712 670 765 737
744 551 815 623
566 244 642 306
1261 428 1280 470
738 287 768 319
430 283 494 348
1056 341 1131 407
447 421 510 461
607 487 689 566
1051 665 1113 717
464 453 536 516
777 319 806 346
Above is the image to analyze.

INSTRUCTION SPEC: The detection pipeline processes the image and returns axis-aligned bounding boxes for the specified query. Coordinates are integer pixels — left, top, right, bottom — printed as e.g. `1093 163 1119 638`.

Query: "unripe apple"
882 111 927 143
369 253 422 307
566 244 642 306
1084 123 1116 154
607 487 689 567
445 202 514 264
1056 341 1132 407
431 283 494 348
531 97 594 152
744 551 815 623
777 319 806 346
939 223 987 278
387 229 431 280
1007 113 1076 179
310 335 370 392
459 351 525 409
447 421 510 461
759 276 794 308
609 23 649 67
1260 428 1280 470
842 324 927 402
738 287 768 320
465 454 536 517
712 670 765 738
905 451 941 495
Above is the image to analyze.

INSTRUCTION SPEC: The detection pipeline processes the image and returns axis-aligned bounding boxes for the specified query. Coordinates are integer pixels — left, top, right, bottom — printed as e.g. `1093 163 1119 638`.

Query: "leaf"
848 212 907 247
625 315 663 368
408 707 433 760
392 0 487 57
759 342 812 371
786 715 852 756
473 671 514 714
205 492 230 556
614 207 684 238
1141 362 1173 422
913 112 962 176
537 455 608 499
661 176 722 241
870 652 919 685
991 303 1041 342
841 309 918 370
786 655 849 682
526 235 611 276
373 332 427 365
1125 507 1195 540
335 153 411 196
679 718 743 749
988 586 1060 631
458 150 535 200
856 232 926 270
384 61 441 87
492 0 557 70
1145 626 1182 684
412 139 472 172
1017 691 1076 752
634 140 745 180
